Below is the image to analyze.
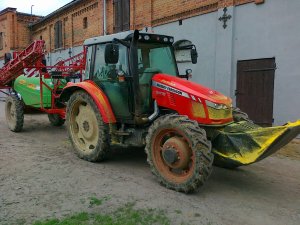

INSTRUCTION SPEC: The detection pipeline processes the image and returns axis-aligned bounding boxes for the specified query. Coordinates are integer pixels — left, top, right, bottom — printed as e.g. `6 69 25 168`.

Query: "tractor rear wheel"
145 114 214 193
66 91 109 162
5 95 24 132
48 114 65 126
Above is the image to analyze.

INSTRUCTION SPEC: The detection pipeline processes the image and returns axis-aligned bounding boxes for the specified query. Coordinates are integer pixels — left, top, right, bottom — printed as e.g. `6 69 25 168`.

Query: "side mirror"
191 45 198 64
105 44 119 64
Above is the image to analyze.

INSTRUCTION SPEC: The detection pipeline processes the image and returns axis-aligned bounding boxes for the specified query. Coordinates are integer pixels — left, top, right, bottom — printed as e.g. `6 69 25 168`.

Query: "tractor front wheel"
66 91 109 162
5 95 24 132
145 115 214 193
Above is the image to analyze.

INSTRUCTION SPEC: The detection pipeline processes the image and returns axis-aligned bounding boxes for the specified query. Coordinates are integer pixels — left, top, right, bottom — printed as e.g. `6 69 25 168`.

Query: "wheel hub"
162 137 191 169
162 148 178 165
82 120 90 132
71 103 99 152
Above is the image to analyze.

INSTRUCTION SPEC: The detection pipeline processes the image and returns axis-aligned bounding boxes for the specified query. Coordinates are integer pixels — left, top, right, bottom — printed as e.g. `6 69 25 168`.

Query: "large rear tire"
66 91 110 162
145 115 214 193
48 114 65 126
5 95 24 132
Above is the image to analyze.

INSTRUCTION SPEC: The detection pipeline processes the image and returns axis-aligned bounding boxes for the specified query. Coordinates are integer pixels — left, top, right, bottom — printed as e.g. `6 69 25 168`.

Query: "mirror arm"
113 38 130 48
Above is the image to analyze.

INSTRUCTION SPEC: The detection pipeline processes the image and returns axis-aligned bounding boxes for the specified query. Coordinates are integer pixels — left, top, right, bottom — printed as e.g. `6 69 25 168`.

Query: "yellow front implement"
211 120 300 167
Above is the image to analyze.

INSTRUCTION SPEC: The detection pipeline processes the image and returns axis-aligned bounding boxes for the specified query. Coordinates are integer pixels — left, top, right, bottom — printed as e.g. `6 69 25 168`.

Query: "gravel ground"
0 99 300 225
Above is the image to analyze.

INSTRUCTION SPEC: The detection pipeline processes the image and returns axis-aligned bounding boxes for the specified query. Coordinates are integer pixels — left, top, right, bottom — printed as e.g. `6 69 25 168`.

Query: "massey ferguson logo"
153 81 190 98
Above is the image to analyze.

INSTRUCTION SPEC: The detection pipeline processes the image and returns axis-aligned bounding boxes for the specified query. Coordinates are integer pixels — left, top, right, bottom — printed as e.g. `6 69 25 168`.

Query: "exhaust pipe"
148 101 159 121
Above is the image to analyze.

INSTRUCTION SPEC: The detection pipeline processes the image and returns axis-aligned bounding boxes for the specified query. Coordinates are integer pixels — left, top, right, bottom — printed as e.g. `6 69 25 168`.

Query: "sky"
0 0 73 16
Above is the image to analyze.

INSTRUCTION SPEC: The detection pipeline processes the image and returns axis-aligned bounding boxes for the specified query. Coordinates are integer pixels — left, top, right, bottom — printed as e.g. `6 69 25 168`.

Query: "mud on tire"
145 114 214 193
66 90 110 162
5 95 24 132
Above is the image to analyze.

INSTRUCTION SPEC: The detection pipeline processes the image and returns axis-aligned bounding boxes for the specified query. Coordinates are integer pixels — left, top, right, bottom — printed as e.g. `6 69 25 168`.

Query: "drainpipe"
103 0 107 35
30 5 34 41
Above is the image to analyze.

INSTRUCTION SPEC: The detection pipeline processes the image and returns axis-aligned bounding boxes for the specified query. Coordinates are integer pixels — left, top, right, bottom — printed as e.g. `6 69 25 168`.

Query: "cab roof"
84 31 133 46
84 30 174 46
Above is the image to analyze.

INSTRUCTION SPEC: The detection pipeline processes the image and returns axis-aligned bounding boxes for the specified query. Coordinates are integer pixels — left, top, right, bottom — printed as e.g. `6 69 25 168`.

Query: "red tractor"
1 30 299 193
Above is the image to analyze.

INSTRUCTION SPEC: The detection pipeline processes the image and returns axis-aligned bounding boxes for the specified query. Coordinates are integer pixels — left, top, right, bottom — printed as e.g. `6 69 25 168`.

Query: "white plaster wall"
154 1 300 125
153 12 218 89
232 0 300 125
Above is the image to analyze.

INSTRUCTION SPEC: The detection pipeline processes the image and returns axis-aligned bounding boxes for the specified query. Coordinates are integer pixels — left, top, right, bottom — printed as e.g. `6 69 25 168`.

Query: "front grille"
208 107 232 120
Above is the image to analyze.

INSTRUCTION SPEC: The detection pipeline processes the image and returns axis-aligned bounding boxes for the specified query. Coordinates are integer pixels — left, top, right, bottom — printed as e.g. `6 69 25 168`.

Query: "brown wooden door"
113 0 130 33
236 58 276 126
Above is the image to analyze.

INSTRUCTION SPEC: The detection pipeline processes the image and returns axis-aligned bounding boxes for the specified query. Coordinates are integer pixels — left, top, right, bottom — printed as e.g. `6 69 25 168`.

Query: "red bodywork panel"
152 74 233 125
62 81 116 124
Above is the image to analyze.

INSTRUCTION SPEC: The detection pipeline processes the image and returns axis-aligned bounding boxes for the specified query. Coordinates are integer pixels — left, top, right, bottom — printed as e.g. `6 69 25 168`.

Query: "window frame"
83 17 88 29
113 0 130 33
0 32 3 50
54 20 63 49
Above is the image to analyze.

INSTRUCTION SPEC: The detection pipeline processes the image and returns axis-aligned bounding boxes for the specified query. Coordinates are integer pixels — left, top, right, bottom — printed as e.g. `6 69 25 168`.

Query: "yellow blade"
212 120 300 166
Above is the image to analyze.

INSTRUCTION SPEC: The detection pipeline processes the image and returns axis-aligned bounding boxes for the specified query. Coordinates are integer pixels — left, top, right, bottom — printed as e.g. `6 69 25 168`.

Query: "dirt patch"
275 139 300 160
0 100 300 225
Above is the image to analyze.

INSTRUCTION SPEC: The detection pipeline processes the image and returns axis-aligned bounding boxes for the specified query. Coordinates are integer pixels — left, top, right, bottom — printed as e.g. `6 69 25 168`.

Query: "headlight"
191 102 205 118
206 101 228 110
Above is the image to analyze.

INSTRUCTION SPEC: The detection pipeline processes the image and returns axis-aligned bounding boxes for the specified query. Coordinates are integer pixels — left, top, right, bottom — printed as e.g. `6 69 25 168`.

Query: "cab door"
90 43 133 122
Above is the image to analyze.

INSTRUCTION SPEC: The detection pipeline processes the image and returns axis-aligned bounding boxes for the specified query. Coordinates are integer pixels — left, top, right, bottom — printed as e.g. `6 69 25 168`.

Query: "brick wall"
151 0 264 26
0 8 41 59
32 0 102 52
1 0 264 58
16 13 41 51
0 10 15 59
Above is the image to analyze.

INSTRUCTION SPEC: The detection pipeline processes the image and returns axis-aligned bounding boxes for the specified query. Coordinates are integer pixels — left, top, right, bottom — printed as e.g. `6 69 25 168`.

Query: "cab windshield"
137 43 178 76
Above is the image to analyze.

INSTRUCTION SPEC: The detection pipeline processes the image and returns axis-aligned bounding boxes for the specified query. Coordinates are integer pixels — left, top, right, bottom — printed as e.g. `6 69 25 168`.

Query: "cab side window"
93 44 128 82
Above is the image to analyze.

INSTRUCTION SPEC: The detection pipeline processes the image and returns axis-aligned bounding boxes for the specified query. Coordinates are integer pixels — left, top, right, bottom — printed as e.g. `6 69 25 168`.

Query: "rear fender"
60 80 116 123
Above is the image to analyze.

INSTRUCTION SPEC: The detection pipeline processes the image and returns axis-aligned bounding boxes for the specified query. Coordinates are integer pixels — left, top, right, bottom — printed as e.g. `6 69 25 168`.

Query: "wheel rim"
152 128 196 184
5 101 15 126
69 99 99 153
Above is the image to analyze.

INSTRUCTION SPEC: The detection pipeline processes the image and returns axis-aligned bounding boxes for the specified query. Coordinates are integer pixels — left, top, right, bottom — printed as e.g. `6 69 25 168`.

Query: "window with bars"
113 0 130 33
0 32 3 50
54 20 63 49
83 17 88 29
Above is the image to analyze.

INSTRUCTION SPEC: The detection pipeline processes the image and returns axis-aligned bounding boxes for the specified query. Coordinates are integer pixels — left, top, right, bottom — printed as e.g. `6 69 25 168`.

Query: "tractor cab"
83 31 185 124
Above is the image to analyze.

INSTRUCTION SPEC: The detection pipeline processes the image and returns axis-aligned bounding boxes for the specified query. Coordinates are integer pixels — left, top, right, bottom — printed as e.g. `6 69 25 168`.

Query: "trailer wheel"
145 115 214 193
5 95 24 132
66 91 109 162
48 114 65 126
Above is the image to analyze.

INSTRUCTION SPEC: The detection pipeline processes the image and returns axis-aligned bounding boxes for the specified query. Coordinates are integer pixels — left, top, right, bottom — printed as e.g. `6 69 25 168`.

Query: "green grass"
33 203 171 225
89 196 110 207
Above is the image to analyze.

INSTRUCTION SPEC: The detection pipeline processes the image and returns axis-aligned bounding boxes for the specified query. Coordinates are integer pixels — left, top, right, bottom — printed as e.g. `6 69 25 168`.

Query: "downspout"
103 0 107 35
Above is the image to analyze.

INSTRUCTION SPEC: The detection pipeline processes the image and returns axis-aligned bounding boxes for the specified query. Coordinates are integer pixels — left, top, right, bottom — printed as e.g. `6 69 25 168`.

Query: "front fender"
60 80 116 124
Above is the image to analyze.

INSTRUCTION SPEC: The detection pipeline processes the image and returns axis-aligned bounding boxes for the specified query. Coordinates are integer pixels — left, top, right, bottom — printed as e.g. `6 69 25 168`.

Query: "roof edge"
31 0 84 27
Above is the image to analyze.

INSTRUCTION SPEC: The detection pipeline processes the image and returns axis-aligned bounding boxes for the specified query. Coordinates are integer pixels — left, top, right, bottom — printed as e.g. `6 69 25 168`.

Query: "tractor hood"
152 74 232 106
